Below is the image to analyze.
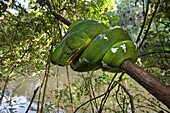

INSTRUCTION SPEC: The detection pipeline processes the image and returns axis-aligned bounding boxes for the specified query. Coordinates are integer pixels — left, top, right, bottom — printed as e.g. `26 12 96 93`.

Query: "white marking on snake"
79 58 82 63
79 57 89 63
83 57 89 63
102 61 108 67
102 61 112 68
120 44 126 53
103 34 108 41
99 34 103 40
99 34 108 41
97 20 102 23
134 42 138 51
111 48 118 53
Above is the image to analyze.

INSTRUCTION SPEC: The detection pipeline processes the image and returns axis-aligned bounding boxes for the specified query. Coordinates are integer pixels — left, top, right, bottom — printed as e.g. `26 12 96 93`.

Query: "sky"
9 0 29 14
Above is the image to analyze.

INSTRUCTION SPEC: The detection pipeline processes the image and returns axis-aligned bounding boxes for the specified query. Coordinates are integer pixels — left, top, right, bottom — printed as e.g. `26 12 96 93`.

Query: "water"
1 96 37 113
0 66 79 113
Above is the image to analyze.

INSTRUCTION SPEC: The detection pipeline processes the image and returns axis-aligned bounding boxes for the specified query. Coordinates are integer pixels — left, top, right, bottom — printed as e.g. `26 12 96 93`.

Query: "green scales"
51 19 139 72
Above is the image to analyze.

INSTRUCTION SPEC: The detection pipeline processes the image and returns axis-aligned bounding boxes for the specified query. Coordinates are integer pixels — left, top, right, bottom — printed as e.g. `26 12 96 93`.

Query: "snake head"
50 40 66 65
57 31 91 66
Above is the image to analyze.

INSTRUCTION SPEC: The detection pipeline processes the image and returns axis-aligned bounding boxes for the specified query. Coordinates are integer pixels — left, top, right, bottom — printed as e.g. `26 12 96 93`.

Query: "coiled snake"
50 19 139 72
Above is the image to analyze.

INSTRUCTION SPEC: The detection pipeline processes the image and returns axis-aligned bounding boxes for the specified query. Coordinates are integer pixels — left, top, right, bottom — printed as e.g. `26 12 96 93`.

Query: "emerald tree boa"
50 19 139 72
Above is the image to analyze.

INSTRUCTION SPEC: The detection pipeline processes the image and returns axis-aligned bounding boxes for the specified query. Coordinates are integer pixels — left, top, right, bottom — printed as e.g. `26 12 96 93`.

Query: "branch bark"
120 60 170 109
46 0 71 26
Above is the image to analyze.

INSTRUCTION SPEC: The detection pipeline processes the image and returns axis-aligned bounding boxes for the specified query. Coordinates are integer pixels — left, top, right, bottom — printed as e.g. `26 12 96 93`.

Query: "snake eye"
67 50 71 55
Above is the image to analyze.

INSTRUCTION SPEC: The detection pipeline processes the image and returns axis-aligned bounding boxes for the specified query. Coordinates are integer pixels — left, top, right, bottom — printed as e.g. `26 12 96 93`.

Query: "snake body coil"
51 19 139 72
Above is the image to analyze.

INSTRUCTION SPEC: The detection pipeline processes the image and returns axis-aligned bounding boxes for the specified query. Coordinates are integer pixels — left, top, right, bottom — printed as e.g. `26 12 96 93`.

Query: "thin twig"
74 88 108 113
56 66 60 112
82 103 91 113
66 66 74 112
142 0 145 14
89 72 98 111
37 70 47 113
40 57 51 112
136 105 159 112
115 73 125 112
117 81 135 113
139 50 170 57
156 20 170 27
75 73 124 113
115 84 123 112
104 107 117 112
136 0 150 44
134 94 169 113
26 86 40 113
40 37 54 112
122 94 126 112
98 73 118 113
81 73 94 112
139 0 161 48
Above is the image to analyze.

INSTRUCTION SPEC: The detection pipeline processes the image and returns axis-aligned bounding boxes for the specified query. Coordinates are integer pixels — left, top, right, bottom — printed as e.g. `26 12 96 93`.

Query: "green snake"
50 19 139 72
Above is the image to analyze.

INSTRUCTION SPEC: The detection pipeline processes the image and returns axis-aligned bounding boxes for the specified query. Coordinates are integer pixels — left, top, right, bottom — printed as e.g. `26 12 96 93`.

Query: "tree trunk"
120 60 170 109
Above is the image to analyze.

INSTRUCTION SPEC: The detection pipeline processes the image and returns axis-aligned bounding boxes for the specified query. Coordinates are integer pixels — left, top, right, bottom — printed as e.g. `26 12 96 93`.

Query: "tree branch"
136 0 150 44
46 0 71 26
139 0 161 48
120 60 170 109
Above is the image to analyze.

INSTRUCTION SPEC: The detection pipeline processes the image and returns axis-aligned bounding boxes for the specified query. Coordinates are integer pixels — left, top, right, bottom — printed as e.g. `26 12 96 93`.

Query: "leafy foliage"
0 0 169 112
1 9 51 77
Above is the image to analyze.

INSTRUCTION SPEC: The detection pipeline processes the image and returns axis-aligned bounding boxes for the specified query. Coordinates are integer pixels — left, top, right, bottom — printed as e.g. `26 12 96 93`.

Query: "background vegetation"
0 0 169 112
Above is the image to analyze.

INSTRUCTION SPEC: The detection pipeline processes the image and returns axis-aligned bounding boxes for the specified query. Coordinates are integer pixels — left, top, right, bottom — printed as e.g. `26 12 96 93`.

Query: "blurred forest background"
0 0 169 112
